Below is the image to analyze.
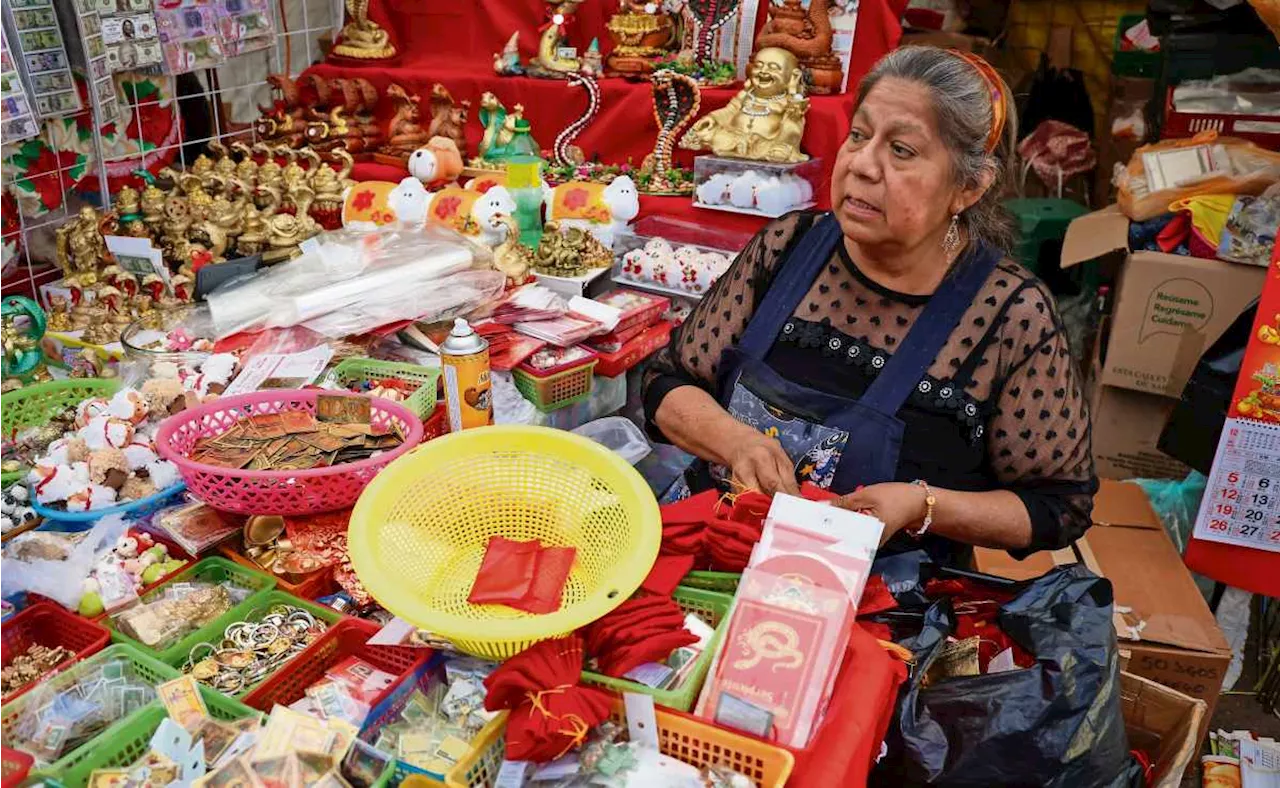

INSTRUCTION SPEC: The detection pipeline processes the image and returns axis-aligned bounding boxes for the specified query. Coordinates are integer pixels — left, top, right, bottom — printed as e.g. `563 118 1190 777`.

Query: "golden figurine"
491 214 535 284
236 205 269 258
680 47 810 163
114 185 150 237
530 0 584 77
55 207 110 289
141 183 166 237
606 1 677 76
308 149 351 229
333 0 396 59
263 211 319 264
46 295 73 332
533 221 613 276
232 141 259 185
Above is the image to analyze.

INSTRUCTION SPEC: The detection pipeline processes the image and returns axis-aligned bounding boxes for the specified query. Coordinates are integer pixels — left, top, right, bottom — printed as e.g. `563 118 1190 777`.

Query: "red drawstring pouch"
483 636 613 762
641 554 696 596
597 629 699 677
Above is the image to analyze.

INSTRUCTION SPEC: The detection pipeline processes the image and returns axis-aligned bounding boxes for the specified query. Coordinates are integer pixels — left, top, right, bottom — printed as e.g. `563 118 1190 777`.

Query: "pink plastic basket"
154 390 423 515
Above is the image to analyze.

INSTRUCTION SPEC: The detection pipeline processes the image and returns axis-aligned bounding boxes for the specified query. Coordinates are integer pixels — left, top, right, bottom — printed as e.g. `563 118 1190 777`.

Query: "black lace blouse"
642 211 1098 560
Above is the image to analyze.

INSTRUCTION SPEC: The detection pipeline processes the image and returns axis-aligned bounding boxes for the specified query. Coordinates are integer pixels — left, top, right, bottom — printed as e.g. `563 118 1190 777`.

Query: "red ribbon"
537 9 576 33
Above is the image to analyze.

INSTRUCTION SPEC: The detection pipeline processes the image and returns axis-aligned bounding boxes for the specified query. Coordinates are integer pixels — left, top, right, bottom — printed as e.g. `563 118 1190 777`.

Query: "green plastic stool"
1005 197 1097 294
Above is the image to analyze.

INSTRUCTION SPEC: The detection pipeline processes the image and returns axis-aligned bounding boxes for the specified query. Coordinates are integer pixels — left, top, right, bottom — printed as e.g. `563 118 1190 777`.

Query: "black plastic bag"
877 565 1134 788
1159 298 1260 474
1016 53 1095 141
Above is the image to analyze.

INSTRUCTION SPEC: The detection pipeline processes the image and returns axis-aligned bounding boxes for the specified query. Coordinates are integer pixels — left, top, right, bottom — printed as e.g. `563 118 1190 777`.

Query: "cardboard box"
1120 671 1207 788
1091 382 1191 480
1063 207 1268 397
973 545 1077 581
1077 482 1231 746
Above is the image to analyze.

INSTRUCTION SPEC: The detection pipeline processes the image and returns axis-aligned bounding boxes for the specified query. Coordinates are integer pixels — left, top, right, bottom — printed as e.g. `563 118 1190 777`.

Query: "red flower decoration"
563 188 589 211
434 195 462 220
352 190 375 211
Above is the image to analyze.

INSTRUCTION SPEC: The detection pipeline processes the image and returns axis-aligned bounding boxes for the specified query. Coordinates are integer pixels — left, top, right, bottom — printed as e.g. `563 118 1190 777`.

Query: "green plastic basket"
108 557 277 666
511 359 597 412
1 378 121 482
55 684 263 787
167 590 344 698
1 644 180 777
1112 14 1160 78
681 570 742 593
580 586 732 712
329 358 440 421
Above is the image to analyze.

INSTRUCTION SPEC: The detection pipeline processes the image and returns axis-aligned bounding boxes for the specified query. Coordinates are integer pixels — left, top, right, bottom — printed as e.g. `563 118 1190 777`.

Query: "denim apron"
703 213 1000 495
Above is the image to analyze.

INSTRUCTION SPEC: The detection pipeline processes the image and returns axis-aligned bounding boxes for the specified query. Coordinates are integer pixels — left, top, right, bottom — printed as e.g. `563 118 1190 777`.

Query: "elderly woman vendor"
643 47 1097 566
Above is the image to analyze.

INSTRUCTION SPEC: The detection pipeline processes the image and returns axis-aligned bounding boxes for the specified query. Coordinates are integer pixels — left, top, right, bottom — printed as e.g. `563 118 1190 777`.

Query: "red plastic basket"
591 320 674 377
241 619 430 721
1 602 111 704
422 407 447 441
217 542 338 601
1 747 32 788
154 390 424 515
597 290 670 336
1162 87 1280 149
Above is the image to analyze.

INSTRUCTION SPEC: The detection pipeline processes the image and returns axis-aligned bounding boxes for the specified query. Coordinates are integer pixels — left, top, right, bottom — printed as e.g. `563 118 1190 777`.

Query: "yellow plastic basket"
428 700 795 788
348 425 662 660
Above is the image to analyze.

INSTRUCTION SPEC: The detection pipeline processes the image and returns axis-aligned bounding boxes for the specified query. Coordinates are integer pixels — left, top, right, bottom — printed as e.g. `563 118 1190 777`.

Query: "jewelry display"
182 604 328 694
680 47 809 163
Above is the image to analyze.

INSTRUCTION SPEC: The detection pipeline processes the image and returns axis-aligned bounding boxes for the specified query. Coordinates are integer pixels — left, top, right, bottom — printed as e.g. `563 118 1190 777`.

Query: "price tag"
494 760 528 787
624 692 660 750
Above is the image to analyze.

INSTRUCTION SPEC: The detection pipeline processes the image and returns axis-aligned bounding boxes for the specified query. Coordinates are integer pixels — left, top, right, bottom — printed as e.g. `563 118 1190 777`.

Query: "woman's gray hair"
856 45 1019 256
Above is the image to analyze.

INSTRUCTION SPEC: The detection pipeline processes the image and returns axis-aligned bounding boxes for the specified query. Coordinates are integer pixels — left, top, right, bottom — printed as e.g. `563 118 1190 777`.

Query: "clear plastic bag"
0 515 131 609
572 417 652 466
206 225 492 338
1116 132 1280 221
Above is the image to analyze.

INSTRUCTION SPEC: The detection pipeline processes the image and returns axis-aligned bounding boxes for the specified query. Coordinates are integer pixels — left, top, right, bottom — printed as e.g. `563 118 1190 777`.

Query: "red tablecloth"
305 0 909 218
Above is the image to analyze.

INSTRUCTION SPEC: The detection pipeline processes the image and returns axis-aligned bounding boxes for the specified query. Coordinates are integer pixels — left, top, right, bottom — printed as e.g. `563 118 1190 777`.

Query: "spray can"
441 318 492 431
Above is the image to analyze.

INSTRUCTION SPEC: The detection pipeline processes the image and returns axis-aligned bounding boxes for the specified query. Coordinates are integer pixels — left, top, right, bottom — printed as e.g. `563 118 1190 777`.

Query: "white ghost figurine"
389 177 430 228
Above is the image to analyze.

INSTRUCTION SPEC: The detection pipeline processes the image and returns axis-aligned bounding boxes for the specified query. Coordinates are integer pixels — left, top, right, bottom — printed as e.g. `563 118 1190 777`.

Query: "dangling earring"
943 213 961 255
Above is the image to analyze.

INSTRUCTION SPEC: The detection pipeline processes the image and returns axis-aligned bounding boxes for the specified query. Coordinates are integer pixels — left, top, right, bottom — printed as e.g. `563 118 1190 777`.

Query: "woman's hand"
835 482 927 545
728 432 800 497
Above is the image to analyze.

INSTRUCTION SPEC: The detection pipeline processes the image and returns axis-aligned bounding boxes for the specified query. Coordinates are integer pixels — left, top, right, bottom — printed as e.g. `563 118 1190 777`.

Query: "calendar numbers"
1193 419 1280 554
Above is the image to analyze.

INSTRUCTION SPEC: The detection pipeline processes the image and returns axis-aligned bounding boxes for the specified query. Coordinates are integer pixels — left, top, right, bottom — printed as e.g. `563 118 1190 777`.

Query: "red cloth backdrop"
306 0 908 218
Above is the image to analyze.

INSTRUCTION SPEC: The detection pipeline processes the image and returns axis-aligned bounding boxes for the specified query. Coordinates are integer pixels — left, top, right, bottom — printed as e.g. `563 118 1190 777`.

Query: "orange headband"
949 49 1007 154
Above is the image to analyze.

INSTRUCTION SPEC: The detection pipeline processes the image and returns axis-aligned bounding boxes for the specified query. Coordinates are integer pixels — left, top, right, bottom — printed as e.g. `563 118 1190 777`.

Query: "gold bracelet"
911 479 936 538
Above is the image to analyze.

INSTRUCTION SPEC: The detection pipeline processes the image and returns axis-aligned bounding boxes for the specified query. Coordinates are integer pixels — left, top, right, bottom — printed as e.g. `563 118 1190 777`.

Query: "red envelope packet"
513 545 577 615
468 536 539 605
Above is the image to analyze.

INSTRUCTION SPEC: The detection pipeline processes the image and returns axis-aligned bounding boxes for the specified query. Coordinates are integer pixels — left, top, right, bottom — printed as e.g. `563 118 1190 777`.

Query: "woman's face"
831 77 974 255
